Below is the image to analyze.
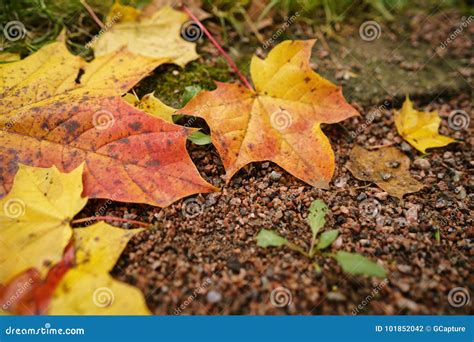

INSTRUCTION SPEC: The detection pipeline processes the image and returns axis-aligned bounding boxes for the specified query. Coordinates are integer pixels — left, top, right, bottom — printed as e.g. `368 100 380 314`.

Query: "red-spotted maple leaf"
178 40 359 187
0 42 215 206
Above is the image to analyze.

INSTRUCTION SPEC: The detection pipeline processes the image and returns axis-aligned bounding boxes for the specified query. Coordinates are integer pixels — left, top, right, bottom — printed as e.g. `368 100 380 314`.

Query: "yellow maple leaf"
107 1 140 23
178 40 359 187
394 96 456 153
0 52 20 62
0 164 86 284
48 222 150 315
123 92 175 122
93 6 199 67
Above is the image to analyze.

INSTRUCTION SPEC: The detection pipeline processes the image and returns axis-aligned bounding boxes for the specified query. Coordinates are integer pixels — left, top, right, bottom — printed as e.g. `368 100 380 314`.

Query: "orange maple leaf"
0 42 215 206
178 40 359 187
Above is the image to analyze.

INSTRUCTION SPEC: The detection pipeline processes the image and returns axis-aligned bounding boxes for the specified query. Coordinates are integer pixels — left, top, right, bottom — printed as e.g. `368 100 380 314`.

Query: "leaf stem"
80 0 105 29
71 215 152 228
287 242 310 258
309 235 317 257
182 5 255 92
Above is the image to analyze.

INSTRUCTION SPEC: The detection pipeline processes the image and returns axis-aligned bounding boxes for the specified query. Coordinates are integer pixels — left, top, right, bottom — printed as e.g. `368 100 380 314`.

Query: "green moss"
133 54 238 108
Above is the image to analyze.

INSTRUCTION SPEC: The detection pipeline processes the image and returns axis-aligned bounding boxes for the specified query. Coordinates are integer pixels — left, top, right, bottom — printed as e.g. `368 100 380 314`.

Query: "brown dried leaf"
347 146 424 199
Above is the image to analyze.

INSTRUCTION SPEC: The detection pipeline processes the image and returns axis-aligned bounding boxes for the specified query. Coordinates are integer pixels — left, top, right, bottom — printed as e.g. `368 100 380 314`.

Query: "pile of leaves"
0 2 458 315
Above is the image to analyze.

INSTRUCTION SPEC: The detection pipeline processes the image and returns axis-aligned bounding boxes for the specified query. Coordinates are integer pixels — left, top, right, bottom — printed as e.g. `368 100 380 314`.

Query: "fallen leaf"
0 243 75 315
394 96 456 153
347 146 424 199
0 268 41 314
107 1 140 23
48 223 150 315
123 92 175 122
0 164 86 284
141 0 211 21
178 40 359 186
0 42 215 206
94 6 199 67
0 52 21 62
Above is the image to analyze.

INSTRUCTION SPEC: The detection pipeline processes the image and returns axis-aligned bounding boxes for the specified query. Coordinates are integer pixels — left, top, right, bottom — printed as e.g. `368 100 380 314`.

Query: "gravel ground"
76 93 473 315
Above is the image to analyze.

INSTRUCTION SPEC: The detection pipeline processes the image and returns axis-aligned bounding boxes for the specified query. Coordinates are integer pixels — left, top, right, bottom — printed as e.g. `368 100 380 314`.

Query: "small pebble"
400 142 412 152
339 206 349 214
405 206 418 223
230 197 242 206
275 210 283 219
454 186 466 200
207 290 222 303
380 172 392 181
269 171 282 181
327 292 346 301
413 158 430 170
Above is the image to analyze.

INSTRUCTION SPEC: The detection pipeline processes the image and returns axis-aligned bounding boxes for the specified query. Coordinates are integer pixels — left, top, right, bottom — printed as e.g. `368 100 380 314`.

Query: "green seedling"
256 199 386 278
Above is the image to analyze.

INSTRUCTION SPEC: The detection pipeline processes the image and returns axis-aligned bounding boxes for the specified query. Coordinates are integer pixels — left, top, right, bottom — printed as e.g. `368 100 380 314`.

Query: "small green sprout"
256 199 386 278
